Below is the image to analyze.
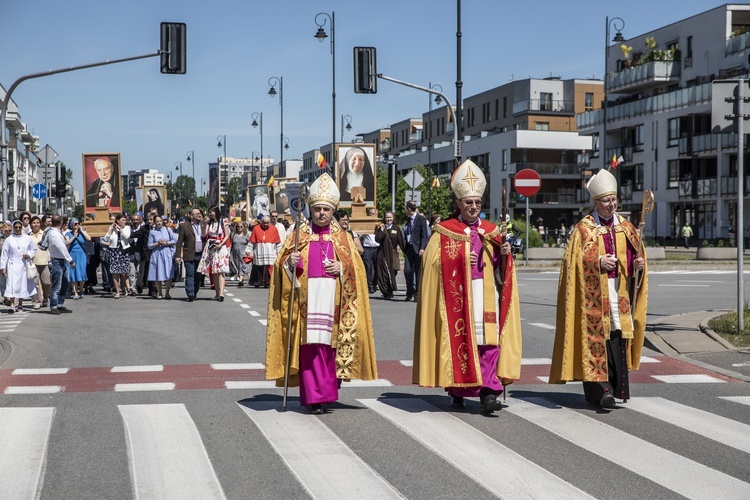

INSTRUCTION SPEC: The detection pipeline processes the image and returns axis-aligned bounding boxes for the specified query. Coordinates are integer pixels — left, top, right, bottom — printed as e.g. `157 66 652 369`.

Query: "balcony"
512 99 574 116
606 61 680 93
726 31 750 55
678 134 717 155
604 146 634 164
678 178 717 198
721 176 750 195
526 190 577 206
509 162 581 176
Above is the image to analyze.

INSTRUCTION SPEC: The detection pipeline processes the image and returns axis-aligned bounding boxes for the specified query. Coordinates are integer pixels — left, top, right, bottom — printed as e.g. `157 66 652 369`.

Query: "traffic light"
387 159 396 192
56 166 66 198
7 169 14 186
353 47 377 94
160 22 187 74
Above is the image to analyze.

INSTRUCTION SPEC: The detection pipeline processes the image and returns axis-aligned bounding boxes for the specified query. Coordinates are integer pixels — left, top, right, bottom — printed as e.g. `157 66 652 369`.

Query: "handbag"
242 255 253 264
26 261 38 280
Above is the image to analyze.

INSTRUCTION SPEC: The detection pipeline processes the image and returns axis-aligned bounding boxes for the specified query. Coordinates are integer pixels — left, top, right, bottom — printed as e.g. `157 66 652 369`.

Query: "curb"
0 338 12 368
699 318 741 351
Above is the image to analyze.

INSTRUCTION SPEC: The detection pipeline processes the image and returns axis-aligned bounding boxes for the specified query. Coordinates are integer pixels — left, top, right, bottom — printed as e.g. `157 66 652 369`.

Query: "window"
668 159 684 188
635 124 644 151
668 118 681 147
503 97 507 118
585 92 593 111
502 149 508 171
535 122 549 131
540 92 553 111
495 99 500 120
592 133 600 157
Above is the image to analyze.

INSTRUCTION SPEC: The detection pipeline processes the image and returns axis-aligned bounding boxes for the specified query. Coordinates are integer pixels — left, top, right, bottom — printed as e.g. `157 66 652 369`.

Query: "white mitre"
450 159 486 199
587 169 618 200
308 173 340 209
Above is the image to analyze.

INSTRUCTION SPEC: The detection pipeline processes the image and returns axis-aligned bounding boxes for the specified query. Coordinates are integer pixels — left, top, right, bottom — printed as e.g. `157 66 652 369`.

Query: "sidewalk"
648 310 750 382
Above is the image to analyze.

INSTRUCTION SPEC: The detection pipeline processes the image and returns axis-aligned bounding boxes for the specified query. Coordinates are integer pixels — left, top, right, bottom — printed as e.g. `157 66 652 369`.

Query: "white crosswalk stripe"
3 395 750 498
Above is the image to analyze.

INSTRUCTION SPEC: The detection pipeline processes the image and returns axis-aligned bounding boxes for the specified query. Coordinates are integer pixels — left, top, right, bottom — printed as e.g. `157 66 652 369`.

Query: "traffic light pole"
0 51 164 221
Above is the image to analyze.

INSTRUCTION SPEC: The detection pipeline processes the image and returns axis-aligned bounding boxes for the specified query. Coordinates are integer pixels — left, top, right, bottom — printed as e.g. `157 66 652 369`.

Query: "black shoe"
309 404 323 415
451 396 465 409
187 296 194 302
599 392 616 408
480 394 503 414
368 288 375 294
49 308 61 315
58 307 73 314
412 295 418 302
404 294 413 302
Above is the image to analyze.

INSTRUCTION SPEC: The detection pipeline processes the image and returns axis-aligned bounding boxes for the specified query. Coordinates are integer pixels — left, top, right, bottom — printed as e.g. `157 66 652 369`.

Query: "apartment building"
122 169 165 201
577 3 750 240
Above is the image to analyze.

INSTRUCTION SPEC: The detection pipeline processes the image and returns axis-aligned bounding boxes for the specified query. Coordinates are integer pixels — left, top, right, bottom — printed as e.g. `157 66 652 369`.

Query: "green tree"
375 163 453 224
122 199 137 216
167 175 196 215
226 177 243 207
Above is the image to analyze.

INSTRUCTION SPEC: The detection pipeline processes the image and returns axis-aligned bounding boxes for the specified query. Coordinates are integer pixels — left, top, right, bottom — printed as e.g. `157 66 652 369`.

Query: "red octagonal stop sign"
514 169 541 197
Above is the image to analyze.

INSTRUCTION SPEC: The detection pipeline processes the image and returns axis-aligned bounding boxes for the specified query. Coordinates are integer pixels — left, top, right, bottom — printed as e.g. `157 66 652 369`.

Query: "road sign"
514 169 541 197
37 145 58 165
32 183 47 199
404 168 424 189
405 190 422 206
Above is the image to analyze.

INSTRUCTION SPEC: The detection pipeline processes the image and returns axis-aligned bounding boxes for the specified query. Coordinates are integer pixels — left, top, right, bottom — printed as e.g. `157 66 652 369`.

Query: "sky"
1 0 731 195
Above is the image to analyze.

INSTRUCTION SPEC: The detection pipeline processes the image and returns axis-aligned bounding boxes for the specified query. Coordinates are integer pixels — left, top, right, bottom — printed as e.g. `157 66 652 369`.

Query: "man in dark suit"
402 201 429 302
128 212 150 295
175 208 206 302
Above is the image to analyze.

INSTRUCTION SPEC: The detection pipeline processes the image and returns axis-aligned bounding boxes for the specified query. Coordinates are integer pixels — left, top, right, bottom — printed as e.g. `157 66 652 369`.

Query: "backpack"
37 227 51 251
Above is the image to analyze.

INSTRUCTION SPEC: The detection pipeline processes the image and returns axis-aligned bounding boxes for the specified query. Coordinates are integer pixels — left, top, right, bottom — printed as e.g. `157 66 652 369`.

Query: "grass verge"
708 310 750 348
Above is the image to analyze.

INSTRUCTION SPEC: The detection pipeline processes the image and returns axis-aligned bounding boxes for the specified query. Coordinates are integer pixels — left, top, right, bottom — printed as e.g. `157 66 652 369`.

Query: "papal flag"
317 152 328 170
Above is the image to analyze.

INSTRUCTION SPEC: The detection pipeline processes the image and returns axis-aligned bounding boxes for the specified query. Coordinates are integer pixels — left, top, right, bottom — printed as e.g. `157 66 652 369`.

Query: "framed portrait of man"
83 153 122 213
249 185 270 218
273 177 295 216
140 185 167 217
336 143 376 207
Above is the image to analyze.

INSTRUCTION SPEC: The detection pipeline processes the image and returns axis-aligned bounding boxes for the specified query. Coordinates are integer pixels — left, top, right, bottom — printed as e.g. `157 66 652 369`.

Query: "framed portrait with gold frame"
336 143 376 207
83 153 123 213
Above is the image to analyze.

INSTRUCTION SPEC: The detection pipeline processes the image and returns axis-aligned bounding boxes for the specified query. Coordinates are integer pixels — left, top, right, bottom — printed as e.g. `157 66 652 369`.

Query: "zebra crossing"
2 394 750 499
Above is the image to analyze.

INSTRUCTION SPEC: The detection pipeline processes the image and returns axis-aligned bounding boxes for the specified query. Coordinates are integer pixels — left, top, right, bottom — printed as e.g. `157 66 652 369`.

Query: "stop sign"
514 169 541 197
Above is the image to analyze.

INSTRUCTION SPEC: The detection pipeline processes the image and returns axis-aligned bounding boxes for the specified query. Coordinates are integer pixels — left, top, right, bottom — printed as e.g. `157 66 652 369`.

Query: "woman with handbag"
101 213 131 299
147 215 177 299
197 205 230 301
375 211 405 300
29 216 51 309
229 221 251 287
64 218 91 299
0 220 37 313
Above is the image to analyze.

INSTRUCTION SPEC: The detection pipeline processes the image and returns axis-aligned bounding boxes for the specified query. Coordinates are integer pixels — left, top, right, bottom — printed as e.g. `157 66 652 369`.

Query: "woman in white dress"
1 220 37 313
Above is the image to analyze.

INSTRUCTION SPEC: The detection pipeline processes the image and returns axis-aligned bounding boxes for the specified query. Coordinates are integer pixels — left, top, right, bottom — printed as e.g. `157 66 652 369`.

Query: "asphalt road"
0 269 749 499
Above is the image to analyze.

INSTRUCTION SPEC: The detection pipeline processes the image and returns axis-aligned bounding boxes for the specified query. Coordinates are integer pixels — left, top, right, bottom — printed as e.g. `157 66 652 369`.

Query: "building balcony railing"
578 80 714 130
525 191 578 205
726 31 750 55
678 178 717 198
509 163 581 176
409 131 422 143
720 175 750 194
606 61 681 93
512 99 574 115
678 134 739 155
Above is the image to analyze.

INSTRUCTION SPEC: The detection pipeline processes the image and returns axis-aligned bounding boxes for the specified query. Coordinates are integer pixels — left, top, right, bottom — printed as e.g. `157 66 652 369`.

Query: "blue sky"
2 0 728 194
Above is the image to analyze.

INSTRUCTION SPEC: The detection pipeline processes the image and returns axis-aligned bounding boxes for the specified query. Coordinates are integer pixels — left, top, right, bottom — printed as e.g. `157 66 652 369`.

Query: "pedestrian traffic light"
160 22 187 74
7 168 14 186
353 47 377 94
56 166 66 198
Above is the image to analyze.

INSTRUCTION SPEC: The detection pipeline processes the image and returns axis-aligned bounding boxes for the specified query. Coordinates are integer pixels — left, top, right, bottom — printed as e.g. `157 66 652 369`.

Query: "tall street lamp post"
603 16 626 171
186 150 195 179
340 114 352 143
314 11 336 175
217 134 227 214
175 161 182 177
251 112 264 179
268 77 284 170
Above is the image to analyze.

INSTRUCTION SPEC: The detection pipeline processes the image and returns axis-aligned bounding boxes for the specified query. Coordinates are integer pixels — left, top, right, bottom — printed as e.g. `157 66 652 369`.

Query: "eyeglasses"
596 198 618 205
22 216 29 220
462 200 482 206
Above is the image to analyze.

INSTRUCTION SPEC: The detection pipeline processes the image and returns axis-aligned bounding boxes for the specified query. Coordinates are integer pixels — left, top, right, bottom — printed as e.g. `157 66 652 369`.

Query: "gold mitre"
450 159 486 199
587 169 618 200
308 173 340 208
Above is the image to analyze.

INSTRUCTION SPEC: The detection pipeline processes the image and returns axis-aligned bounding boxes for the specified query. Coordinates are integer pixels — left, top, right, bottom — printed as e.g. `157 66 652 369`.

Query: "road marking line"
119 404 226 500
507 396 750 498
232 298 242 303
225 381 276 389
342 379 393 387
536 376 580 384
258 320 267 326
249 311 261 317
240 303 250 309
639 356 661 363
360 398 593 499
114 383 176 392
111 365 164 373
4 385 63 394
627 397 750 454
522 358 552 365
399 360 413 366
528 322 556 330
240 401 403 499
651 374 726 383
225 293 234 297
211 363 265 370
0 407 54 500
12 368 70 375
658 284 710 287
719 396 750 406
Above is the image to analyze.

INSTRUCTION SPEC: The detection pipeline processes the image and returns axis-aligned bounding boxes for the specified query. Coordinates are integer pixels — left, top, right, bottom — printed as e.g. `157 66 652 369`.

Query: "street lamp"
340 114 352 143
427 82 443 174
201 178 206 197
175 161 182 177
251 112 264 178
603 16 625 171
314 11 336 176
268 77 284 169
186 150 195 179
217 134 227 214
250 150 261 184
